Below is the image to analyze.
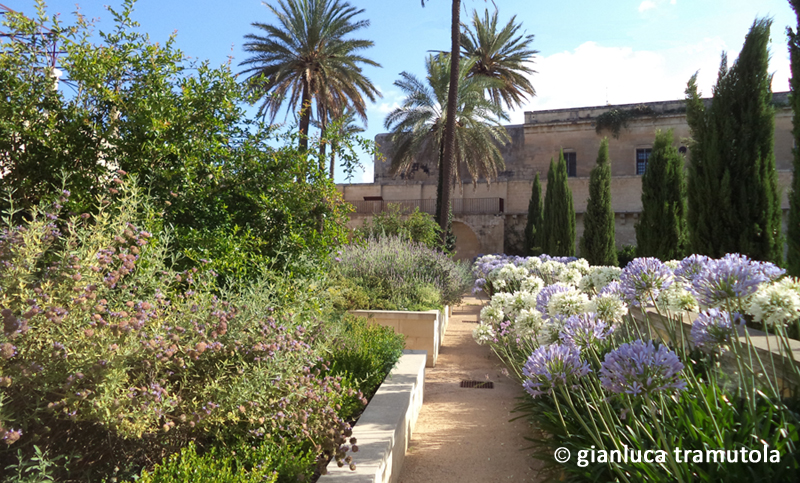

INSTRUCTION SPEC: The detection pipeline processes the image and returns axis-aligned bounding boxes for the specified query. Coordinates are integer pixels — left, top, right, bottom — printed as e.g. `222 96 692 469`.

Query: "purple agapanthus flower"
619 258 673 306
674 254 712 283
539 254 578 264
691 309 744 354
559 313 614 349
522 343 591 398
536 284 570 318
600 340 686 397
690 253 769 307
599 281 623 297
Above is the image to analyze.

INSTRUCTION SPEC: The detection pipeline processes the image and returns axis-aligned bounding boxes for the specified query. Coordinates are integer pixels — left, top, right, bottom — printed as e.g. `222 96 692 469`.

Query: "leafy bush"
137 440 320 483
616 244 636 268
333 236 473 311
137 443 277 483
0 1 358 283
0 182 362 480
358 204 443 251
325 314 405 404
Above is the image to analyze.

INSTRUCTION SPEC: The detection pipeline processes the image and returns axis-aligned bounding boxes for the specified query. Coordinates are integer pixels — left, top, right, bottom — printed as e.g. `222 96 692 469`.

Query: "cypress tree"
525 173 544 256
581 138 618 265
542 152 576 257
685 18 783 263
635 130 688 261
788 1 800 276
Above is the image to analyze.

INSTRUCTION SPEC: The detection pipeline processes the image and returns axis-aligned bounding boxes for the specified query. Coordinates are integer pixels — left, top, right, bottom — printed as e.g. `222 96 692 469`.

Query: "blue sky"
7 0 797 182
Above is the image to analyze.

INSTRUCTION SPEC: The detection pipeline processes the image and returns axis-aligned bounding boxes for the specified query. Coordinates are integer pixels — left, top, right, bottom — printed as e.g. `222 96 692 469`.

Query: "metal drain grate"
462 319 480 324
460 380 494 389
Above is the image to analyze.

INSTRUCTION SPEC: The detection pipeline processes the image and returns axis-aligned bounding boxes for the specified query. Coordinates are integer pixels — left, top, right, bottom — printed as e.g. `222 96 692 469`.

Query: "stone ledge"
318 350 426 483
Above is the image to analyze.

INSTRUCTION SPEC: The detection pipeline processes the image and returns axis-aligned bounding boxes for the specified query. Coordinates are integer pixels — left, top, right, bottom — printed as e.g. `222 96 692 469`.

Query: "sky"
5 0 798 183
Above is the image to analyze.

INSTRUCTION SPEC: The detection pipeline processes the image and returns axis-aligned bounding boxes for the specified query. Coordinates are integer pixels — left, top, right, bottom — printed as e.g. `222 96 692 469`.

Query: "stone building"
337 93 794 260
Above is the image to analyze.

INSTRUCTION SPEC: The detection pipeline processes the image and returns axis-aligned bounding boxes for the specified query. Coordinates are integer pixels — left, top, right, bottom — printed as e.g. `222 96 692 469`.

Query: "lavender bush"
334 236 473 311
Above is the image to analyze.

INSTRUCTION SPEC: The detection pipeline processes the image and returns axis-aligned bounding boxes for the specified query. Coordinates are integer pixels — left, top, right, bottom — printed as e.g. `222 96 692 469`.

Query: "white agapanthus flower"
664 260 680 271
490 292 514 313
547 289 590 320
578 266 623 294
514 308 544 339
538 260 567 284
480 305 504 325
521 275 546 294
473 323 496 345
522 256 543 271
510 290 538 314
586 293 629 325
561 268 583 287
657 283 700 313
746 277 800 327
492 264 528 293
567 258 591 275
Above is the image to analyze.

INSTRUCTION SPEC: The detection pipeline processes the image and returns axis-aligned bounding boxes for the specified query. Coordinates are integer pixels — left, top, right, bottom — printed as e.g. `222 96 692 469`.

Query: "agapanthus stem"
645 394 685 483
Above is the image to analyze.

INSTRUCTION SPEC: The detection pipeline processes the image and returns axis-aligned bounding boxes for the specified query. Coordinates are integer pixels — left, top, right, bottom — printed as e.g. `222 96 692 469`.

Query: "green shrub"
334 236 473 311
137 440 320 483
0 182 360 480
326 314 405 405
137 443 277 483
358 204 443 251
616 244 636 268
0 2 357 284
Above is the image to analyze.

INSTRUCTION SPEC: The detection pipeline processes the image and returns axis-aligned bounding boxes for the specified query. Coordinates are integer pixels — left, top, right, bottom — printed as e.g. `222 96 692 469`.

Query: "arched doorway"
452 221 481 261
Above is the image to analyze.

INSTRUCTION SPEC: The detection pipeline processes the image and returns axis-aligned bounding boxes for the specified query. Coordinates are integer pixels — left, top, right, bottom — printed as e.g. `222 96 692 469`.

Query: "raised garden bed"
349 307 450 367
319 350 426 483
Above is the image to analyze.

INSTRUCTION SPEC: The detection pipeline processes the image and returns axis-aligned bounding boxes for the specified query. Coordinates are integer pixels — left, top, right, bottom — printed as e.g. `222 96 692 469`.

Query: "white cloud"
638 1 657 13
510 37 791 121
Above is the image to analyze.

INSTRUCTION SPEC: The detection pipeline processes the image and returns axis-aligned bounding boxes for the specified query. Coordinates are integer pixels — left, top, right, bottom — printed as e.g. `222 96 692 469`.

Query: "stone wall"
340 94 794 257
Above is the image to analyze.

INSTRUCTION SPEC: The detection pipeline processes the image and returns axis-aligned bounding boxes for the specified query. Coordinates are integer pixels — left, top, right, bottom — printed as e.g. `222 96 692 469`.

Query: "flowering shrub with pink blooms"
0 180 403 481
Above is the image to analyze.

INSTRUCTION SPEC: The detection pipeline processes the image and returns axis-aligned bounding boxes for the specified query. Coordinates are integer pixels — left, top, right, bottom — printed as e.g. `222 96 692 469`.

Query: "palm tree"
384 54 510 189
420 0 462 233
240 0 381 152
461 8 538 109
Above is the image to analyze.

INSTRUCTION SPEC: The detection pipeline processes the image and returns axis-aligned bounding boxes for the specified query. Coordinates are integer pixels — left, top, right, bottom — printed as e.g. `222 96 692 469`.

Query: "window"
636 148 652 175
563 151 577 177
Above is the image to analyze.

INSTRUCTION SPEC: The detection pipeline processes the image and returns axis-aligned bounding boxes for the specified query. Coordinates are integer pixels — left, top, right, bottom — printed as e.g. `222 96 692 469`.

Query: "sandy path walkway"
398 296 543 483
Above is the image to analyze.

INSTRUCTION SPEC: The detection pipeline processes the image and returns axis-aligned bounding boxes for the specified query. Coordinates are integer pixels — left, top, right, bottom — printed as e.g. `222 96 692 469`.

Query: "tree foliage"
239 0 381 151
525 173 544 256
635 130 687 261
788 1 800 276
0 0 358 282
542 152 576 257
460 7 538 109
384 54 509 185
580 139 618 265
685 18 783 263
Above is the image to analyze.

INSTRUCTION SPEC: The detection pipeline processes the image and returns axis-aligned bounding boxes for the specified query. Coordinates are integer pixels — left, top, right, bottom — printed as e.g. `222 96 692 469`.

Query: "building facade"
337 94 794 260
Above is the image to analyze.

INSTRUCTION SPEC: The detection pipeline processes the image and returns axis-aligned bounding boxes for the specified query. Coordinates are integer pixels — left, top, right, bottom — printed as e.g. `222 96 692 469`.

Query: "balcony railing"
349 198 504 215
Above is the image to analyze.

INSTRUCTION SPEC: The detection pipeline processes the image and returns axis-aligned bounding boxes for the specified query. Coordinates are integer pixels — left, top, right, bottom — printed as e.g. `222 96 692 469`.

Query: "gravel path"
398 296 543 483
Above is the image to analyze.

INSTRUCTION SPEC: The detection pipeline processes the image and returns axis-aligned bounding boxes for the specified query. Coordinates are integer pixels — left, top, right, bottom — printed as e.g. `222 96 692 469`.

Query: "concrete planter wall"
632 307 800 390
349 306 449 368
319 350 426 483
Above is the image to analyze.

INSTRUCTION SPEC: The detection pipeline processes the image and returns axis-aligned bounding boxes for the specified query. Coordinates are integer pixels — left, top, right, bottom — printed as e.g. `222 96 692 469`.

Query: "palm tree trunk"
299 79 312 152
439 0 461 242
